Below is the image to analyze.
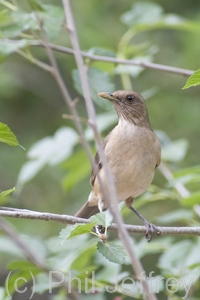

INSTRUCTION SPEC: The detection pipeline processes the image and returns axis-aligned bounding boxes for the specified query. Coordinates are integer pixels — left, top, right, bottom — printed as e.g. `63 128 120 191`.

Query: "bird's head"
98 90 151 128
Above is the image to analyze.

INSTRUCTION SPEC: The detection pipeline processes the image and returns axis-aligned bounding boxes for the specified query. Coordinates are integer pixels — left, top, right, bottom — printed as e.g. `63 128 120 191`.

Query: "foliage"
0 122 19 147
0 1 200 300
183 69 200 89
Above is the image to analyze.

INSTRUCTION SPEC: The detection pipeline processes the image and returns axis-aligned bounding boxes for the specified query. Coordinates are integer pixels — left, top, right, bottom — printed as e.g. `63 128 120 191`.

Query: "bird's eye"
127 95 134 102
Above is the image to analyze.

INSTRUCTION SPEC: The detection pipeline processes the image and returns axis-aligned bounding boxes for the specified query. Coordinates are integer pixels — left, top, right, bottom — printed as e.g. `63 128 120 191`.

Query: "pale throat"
116 116 138 138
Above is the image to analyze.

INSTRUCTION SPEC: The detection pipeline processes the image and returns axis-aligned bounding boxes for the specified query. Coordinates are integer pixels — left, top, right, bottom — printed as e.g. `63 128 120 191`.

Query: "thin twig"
62 114 88 124
3 38 194 76
0 208 199 236
0 217 46 268
30 40 194 77
17 49 54 74
34 13 95 173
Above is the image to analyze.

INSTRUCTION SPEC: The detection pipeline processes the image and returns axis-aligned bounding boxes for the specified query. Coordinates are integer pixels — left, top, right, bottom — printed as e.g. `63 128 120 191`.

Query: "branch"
62 2 158 300
0 217 46 268
34 13 96 172
5 38 194 76
30 40 194 77
0 207 199 237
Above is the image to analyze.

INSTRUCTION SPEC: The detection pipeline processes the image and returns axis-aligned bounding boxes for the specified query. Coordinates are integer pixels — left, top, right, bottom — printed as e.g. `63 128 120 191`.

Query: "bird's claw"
144 222 161 242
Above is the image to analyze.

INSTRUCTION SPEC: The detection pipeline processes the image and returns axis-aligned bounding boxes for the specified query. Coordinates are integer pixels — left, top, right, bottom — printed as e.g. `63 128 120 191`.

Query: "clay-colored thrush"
75 90 161 241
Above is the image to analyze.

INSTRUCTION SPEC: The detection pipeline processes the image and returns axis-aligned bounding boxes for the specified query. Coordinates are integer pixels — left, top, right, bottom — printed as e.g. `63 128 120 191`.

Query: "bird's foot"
144 221 161 242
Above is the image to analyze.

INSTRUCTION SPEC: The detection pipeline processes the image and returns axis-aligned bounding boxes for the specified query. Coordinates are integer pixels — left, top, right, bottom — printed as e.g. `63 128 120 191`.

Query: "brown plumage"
75 90 161 241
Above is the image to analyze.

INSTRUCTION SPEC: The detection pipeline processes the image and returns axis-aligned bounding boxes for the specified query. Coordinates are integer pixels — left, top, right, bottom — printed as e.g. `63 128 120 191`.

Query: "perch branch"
0 207 199 237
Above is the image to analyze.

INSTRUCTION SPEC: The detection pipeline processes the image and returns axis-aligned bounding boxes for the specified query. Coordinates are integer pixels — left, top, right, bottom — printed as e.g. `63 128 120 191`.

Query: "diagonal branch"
0 217 79 299
62 2 158 300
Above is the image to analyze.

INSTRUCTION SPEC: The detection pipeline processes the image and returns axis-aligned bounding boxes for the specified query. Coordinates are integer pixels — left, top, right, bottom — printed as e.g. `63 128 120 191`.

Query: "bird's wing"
90 133 111 186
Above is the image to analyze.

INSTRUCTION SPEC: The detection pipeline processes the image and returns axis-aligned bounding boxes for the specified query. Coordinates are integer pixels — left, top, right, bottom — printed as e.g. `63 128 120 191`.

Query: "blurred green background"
0 0 200 299
0 0 199 246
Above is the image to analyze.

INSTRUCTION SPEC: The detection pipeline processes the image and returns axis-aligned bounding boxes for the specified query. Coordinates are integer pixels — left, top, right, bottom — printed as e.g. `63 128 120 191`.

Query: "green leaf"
39 4 65 40
174 164 200 178
72 67 115 110
97 241 128 264
5 270 38 298
0 9 12 25
158 240 193 275
28 0 45 11
121 2 164 27
158 240 200 280
17 127 78 189
8 5 64 40
59 223 96 241
181 192 200 207
183 69 200 89
0 122 19 146
89 212 107 227
61 149 90 191
155 209 193 225
0 187 17 204
89 211 113 227
115 55 153 78
70 244 97 271
8 9 38 37
161 139 189 162
8 260 42 272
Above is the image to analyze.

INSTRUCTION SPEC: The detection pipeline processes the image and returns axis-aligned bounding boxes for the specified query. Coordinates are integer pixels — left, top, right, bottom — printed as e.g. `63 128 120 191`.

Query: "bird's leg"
125 197 161 242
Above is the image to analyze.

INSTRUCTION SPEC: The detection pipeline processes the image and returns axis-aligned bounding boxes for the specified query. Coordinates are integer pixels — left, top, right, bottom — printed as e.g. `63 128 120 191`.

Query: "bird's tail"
74 201 100 219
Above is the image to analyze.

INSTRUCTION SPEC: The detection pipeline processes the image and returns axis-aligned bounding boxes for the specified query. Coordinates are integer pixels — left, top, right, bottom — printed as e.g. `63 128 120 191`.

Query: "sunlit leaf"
0 122 19 146
0 9 12 25
174 165 200 178
183 69 200 89
97 241 128 264
0 187 17 197
181 192 200 207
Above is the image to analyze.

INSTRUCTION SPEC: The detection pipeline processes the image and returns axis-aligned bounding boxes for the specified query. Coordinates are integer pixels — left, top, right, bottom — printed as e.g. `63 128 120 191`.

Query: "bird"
75 90 161 241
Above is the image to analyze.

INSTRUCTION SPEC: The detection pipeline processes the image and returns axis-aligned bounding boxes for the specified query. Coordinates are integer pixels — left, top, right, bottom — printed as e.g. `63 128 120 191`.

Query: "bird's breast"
98 122 161 201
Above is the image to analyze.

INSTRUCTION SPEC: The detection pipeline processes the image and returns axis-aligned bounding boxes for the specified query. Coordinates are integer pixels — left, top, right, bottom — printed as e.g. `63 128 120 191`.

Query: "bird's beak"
98 92 118 102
